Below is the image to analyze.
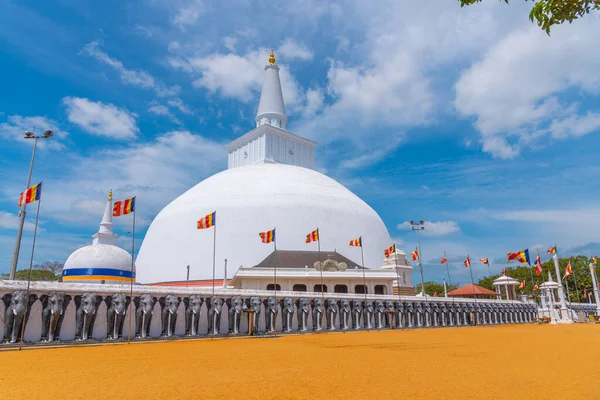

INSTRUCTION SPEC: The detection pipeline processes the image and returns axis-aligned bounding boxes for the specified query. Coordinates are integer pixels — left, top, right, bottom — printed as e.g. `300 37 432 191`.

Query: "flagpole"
394 244 401 302
127 205 136 343
570 259 581 303
467 256 476 300
317 228 325 306
19 185 42 351
564 276 572 310
444 252 452 284
273 228 277 314
212 217 217 296
360 238 367 302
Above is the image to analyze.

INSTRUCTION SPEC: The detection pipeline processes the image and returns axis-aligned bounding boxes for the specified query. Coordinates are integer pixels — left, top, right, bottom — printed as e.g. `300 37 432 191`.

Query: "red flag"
384 244 395 258
305 229 319 243
535 253 543 276
411 248 419 261
440 256 447 264
464 256 471 268
502 268 507 276
519 280 525 289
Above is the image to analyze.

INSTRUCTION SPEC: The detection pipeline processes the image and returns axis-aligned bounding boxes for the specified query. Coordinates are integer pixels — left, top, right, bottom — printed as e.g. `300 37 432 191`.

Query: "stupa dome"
135 163 392 283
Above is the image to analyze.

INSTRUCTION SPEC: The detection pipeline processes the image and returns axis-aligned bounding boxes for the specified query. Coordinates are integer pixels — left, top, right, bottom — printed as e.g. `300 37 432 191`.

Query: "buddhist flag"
532 284 539 292
547 246 557 255
480 258 489 265
306 229 319 243
535 253 543 276
588 291 593 299
259 229 275 244
592 255 597 265
433 292 437 297
411 248 419 261
197 211 216 229
507 249 531 265
583 288 587 299
440 256 447 264
18 182 42 207
464 256 471 268
502 267 507 276
349 237 362 247
113 197 136 217
384 244 395 258
519 280 525 289
563 260 573 279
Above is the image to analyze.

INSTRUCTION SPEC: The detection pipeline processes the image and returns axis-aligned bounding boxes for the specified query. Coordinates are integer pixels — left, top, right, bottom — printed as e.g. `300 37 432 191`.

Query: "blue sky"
1 0 600 285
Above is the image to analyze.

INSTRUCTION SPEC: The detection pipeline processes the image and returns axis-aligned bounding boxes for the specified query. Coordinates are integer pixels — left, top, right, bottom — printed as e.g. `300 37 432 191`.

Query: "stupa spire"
256 49 287 130
93 190 117 245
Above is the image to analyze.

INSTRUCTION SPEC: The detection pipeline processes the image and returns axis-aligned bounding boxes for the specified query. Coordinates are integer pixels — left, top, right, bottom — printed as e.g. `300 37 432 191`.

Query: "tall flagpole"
317 228 325 305
444 252 452 284
273 228 277 335
360 238 367 302
570 259 581 303
394 244 402 302
212 216 217 296
19 184 42 351
127 203 136 343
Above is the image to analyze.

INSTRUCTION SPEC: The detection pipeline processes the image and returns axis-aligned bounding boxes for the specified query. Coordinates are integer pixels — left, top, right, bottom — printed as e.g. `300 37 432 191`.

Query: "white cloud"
63 97 139 139
172 0 204 29
398 220 461 236
455 18 600 159
167 98 193 115
148 102 181 124
303 88 324 117
132 25 153 38
0 211 36 231
277 39 313 62
0 115 67 150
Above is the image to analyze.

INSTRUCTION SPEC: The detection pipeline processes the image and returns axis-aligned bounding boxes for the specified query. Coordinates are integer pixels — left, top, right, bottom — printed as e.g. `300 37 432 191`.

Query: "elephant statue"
134 294 157 338
362 300 374 329
158 294 180 337
296 298 310 332
311 298 324 331
350 299 362 330
454 303 463 326
73 293 101 341
227 296 246 334
206 296 224 335
40 292 72 342
394 301 404 328
338 299 351 330
2 291 37 343
246 297 262 334
384 301 395 328
405 302 415 328
431 302 440 327
264 297 278 333
106 294 131 340
373 300 385 328
415 302 425 327
183 295 203 336
423 302 432 327
279 297 294 333
325 298 338 331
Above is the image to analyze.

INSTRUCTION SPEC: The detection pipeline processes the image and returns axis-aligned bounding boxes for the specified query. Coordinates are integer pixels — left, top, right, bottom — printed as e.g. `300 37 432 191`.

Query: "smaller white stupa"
62 191 135 284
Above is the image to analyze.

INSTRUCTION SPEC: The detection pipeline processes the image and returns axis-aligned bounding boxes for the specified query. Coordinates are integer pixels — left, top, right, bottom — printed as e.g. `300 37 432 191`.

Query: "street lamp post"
9 129 53 280
410 220 426 297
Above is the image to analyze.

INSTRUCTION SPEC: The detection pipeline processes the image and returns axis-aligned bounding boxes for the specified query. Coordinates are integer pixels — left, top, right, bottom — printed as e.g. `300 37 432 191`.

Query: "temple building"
135 50 401 292
61 191 135 283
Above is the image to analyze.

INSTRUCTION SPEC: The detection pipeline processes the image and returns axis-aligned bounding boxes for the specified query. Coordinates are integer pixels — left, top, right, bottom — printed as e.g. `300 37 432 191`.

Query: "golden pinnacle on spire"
269 49 276 65
108 190 113 201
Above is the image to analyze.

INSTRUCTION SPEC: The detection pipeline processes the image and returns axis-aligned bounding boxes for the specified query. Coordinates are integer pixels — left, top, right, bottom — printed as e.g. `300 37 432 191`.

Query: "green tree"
0 268 59 281
416 281 459 296
459 0 600 34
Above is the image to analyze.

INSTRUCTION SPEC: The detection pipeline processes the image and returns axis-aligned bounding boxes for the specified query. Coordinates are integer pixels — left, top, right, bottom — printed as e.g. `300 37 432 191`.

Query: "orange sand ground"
1 324 599 400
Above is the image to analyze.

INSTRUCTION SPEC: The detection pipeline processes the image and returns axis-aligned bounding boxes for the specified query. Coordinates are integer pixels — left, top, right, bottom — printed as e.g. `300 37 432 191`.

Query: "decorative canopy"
448 284 500 297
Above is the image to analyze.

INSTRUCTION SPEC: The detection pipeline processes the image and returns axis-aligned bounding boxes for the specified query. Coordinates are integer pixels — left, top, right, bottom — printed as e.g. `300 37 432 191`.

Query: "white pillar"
589 263 600 316
552 254 572 323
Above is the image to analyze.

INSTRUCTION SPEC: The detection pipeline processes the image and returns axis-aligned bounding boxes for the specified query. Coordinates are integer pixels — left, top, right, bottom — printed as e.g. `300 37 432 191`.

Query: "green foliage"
0 269 59 281
415 280 459 296
459 0 600 34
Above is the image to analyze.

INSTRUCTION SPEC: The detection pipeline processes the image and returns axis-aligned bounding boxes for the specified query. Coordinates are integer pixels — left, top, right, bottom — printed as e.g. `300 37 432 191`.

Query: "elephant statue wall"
384 301 395 328
40 292 71 342
264 297 278 333
350 299 362 330
279 297 294 333
246 297 262 334
439 303 448 326
405 302 415 328
183 295 203 336
362 300 374 329
423 302 432 327
73 293 101 341
338 299 350 330
415 302 424 327
134 294 157 338
453 303 462 326
227 296 246 334
296 298 310 332
431 302 440 327
311 298 324 331
373 300 385 328
2 291 37 344
159 294 180 337
206 296 223 335
394 301 403 328
106 294 131 340
325 298 338 331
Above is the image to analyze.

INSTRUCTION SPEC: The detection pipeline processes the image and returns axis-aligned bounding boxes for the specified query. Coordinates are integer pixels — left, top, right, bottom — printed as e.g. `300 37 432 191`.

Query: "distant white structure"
492 275 520 300
136 51 393 284
62 191 135 283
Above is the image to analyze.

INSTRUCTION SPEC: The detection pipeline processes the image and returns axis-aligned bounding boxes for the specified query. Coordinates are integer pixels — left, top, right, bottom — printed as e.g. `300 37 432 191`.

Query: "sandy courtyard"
1 324 598 399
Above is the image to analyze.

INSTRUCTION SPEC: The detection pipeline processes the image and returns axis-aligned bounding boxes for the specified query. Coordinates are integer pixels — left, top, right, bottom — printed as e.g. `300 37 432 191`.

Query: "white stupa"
62 191 135 283
135 50 392 284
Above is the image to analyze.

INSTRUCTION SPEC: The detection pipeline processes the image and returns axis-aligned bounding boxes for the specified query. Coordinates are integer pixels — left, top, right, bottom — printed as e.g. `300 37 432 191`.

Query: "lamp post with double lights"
9 129 54 280
410 220 426 297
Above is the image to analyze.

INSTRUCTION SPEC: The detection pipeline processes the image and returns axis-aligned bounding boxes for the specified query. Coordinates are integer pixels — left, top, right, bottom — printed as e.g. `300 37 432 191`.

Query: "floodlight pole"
410 220 426 298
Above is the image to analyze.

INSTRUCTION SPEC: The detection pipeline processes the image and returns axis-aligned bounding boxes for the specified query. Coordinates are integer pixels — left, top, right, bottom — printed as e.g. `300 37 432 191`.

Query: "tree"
0 269 60 281
459 0 600 34
36 261 64 277
416 281 459 296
